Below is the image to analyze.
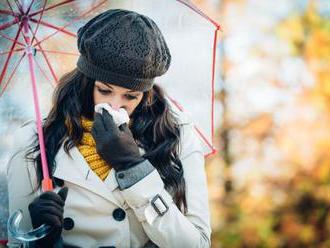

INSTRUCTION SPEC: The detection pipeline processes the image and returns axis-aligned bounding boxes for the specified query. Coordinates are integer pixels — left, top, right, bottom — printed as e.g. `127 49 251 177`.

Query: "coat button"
112 208 126 221
63 217 74 230
117 172 125 179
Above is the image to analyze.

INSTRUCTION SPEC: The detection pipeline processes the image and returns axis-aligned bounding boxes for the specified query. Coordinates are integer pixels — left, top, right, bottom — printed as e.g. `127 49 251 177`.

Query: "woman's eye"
126 95 138 100
97 88 137 100
98 88 111 95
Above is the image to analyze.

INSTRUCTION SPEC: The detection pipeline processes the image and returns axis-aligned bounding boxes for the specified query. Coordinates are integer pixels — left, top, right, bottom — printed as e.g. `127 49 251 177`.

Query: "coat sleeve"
117 123 212 248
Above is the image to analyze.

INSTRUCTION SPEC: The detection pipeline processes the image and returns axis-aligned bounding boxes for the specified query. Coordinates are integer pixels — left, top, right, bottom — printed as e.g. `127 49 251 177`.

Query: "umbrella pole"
21 2 53 192
7 1 53 245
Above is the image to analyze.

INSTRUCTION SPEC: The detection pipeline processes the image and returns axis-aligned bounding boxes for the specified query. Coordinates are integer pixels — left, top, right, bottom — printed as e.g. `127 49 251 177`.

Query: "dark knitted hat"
76 9 171 92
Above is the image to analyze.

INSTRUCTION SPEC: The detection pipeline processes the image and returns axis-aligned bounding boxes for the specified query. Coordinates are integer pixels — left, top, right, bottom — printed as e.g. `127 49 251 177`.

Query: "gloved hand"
91 109 145 171
28 187 68 247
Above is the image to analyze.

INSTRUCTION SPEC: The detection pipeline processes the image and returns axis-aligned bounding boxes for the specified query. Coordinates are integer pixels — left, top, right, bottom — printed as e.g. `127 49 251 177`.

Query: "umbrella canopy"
0 0 220 183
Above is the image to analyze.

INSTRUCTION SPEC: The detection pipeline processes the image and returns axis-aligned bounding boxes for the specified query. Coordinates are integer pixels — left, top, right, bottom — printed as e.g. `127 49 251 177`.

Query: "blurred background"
1 0 330 247
193 0 330 247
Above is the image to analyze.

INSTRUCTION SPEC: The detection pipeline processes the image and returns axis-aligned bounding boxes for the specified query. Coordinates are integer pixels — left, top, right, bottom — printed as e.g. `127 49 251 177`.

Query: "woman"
7 9 211 248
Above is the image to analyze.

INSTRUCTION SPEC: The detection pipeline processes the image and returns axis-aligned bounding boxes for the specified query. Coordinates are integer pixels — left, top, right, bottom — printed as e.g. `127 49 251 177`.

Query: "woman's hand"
28 187 68 247
91 109 145 171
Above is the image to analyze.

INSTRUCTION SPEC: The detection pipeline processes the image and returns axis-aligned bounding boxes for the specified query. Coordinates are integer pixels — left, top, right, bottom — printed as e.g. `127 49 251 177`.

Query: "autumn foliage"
202 0 330 247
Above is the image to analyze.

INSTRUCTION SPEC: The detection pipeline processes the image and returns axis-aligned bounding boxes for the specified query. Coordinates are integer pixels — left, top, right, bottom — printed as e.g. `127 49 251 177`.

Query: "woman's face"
93 81 144 116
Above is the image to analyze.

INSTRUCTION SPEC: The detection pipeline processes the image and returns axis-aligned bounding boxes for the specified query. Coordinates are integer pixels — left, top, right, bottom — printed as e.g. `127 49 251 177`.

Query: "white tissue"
94 103 130 127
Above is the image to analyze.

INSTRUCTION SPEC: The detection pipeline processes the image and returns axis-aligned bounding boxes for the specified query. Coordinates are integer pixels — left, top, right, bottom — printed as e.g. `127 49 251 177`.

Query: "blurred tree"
207 0 330 247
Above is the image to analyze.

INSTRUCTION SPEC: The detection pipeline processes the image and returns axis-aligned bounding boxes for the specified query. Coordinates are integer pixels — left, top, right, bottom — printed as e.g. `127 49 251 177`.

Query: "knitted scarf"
77 116 111 181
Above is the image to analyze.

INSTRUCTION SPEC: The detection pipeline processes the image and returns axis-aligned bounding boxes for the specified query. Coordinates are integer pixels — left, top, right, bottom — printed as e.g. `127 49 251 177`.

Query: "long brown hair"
26 68 187 213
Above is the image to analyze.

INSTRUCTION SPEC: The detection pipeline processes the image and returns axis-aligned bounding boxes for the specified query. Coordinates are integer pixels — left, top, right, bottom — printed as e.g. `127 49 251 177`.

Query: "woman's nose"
109 103 120 111
109 100 124 111
110 105 118 111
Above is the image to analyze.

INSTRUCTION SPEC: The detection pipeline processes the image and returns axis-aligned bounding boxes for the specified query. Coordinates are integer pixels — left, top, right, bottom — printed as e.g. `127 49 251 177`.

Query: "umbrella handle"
7 209 52 243
7 180 54 244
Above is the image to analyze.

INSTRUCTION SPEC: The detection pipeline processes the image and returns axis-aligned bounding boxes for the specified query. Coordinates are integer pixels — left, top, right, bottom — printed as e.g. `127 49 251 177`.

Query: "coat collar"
53 141 122 206
23 118 173 207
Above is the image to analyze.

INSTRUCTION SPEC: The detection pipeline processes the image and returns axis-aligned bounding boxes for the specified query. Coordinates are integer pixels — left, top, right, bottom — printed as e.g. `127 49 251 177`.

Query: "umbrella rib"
0 23 23 88
167 94 184 111
35 49 78 56
5 0 16 16
32 0 107 47
0 48 24 56
30 0 49 45
0 31 25 46
210 29 218 149
0 53 25 97
33 54 55 87
176 0 221 29
13 0 24 15
0 9 16 16
31 33 59 84
167 94 215 153
0 18 20 31
35 44 59 85
30 18 76 37
193 126 215 153
29 0 75 17
25 0 36 15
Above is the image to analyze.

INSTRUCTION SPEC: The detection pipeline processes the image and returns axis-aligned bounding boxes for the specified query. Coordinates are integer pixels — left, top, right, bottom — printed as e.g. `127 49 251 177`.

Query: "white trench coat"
7 117 211 248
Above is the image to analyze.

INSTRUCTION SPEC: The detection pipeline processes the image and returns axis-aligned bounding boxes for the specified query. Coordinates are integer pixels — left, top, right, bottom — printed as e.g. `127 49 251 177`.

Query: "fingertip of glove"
58 187 69 202
93 111 102 120
102 109 114 122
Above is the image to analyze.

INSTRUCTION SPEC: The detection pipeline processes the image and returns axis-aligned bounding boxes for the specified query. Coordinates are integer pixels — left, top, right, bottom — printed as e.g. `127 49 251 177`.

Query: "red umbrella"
1 0 220 242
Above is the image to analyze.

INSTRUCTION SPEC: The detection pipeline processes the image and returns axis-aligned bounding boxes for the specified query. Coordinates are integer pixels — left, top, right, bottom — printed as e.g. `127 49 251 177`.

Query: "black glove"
91 109 145 171
28 187 68 247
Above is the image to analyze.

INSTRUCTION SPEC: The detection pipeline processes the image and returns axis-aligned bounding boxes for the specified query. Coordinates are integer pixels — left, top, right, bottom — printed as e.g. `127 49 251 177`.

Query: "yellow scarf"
77 116 111 181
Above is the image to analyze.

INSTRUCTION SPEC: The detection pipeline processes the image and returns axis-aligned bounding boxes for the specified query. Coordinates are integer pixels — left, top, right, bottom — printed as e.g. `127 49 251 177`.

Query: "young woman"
7 9 211 248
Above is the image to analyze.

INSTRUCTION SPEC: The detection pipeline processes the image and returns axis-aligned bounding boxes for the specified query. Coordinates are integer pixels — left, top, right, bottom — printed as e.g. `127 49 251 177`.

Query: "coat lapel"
53 142 121 206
